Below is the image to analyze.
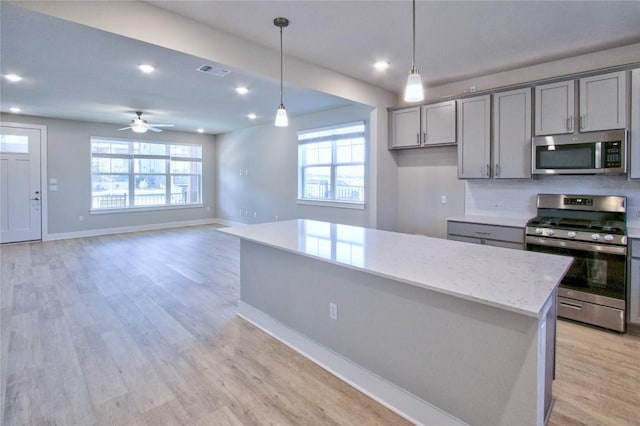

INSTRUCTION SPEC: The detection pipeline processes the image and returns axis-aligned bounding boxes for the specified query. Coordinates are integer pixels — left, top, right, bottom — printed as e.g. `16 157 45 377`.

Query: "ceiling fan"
119 111 174 133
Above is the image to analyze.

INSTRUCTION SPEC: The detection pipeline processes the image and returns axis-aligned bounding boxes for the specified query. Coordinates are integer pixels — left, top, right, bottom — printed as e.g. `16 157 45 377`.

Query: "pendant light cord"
411 0 416 72
279 25 284 107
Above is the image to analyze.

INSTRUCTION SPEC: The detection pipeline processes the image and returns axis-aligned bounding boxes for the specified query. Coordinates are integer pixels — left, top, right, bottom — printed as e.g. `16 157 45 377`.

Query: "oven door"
526 236 627 302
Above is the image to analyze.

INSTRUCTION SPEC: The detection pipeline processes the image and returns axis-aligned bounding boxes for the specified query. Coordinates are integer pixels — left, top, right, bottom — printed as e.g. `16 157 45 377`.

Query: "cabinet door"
390 107 421 148
630 69 640 179
422 100 456 146
630 258 640 325
457 95 491 179
534 80 574 135
579 71 627 132
493 88 532 179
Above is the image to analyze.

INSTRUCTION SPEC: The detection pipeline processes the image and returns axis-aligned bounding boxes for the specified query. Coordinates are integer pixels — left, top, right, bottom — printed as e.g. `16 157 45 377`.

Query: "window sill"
90 204 204 215
297 199 365 210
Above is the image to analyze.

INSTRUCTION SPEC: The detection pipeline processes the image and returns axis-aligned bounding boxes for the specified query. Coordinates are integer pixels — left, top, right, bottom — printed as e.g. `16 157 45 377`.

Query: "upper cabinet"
390 106 421 148
579 71 627 132
631 68 640 179
422 101 456 146
535 71 628 136
493 88 532 179
457 95 491 179
534 80 575 135
390 101 456 149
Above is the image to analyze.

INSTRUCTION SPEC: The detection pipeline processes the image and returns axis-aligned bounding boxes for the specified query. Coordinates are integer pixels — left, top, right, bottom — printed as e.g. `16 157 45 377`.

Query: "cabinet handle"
495 164 500 177
423 132 427 143
475 231 491 235
580 114 585 130
567 115 573 131
416 133 421 145
486 164 490 177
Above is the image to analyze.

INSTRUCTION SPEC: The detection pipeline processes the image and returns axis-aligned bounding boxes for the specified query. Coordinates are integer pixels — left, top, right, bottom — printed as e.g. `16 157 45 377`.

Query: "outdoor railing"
304 183 364 202
92 192 187 208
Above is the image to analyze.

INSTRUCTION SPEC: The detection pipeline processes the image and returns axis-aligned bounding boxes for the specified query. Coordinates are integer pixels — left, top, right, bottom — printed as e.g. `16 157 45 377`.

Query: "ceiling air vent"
196 64 231 77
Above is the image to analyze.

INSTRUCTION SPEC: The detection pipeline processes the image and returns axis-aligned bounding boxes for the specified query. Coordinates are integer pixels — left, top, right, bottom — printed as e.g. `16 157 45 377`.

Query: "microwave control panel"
603 141 622 168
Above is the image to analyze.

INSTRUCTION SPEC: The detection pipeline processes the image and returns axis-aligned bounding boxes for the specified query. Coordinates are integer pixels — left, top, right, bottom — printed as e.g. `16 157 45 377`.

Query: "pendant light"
404 0 424 102
274 17 289 127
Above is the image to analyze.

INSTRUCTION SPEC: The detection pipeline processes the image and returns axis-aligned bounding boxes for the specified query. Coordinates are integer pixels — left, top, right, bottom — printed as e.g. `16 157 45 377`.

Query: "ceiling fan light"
404 70 424 102
131 121 148 133
275 105 288 127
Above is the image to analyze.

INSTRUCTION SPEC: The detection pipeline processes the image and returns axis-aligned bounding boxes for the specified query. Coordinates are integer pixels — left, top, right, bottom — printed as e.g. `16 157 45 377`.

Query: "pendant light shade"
274 17 289 127
275 105 288 127
404 0 424 102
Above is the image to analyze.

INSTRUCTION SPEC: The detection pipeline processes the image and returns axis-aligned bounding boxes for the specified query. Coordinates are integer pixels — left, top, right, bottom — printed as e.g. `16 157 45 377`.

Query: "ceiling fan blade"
149 124 174 127
148 127 164 133
118 126 132 131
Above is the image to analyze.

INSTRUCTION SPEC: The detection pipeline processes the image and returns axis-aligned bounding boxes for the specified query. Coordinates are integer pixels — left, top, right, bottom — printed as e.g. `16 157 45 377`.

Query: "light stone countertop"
447 214 530 228
219 219 573 319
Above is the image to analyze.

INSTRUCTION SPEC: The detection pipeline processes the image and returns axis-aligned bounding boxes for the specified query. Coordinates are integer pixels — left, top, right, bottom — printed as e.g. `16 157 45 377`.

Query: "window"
91 137 202 211
298 122 365 204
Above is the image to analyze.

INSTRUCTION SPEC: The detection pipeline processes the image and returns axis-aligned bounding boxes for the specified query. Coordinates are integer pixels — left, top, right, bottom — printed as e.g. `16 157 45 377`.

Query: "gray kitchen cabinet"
631 69 640 179
629 239 640 326
390 101 456 149
534 80 574 135
421 100 456 146
390 106 421 148
457 95 491 179
447 221 524 250
579 71 627 132
535 71 627 136
492 88 532 179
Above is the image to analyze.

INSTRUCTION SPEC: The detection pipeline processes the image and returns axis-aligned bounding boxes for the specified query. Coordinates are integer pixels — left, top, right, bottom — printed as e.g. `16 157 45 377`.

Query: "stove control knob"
535 228 543 235
604 235 614 242
591 233 601 241
546 229 554 236
567 231 577 238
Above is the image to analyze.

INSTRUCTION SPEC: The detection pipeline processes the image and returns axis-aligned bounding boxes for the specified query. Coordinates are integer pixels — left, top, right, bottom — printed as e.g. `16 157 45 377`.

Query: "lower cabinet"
447 221 524 250
629 239 640 326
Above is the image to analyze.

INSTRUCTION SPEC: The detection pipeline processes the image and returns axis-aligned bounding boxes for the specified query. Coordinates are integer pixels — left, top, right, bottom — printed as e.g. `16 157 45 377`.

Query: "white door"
0 126 42 243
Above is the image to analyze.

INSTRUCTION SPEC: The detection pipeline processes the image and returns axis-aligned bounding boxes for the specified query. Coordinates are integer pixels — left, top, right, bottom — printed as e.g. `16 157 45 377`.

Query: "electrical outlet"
79 215 84 222
253 211 257 218
441 195 447 205
329 303 338 320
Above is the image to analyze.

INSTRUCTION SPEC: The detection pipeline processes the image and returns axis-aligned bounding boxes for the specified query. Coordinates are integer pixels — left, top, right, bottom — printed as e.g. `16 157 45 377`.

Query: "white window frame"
297 121 366 209
90 136 203 213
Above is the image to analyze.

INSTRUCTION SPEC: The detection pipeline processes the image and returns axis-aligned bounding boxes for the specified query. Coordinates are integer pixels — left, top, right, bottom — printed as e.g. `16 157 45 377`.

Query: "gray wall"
1 113 216 236
216 104 375 227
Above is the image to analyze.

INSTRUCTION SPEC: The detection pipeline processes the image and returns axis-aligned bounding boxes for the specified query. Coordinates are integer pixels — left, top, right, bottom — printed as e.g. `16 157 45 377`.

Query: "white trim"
90 203 204 215
297 199 365 210
237 301 466 426
44 218 218 241
214 218 247 227
0 121 48 241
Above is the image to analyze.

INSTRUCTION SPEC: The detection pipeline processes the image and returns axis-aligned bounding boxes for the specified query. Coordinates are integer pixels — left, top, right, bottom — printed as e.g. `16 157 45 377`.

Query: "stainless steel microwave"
532 129 628 175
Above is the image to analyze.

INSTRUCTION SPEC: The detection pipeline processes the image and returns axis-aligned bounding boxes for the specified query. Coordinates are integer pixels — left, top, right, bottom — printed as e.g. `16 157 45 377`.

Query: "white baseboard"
237 301 466 426
44 218 219 241
214 218 247 227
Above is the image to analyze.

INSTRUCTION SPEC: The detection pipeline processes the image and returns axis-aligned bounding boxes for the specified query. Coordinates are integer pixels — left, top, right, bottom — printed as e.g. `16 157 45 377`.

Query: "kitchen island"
219 219 573 426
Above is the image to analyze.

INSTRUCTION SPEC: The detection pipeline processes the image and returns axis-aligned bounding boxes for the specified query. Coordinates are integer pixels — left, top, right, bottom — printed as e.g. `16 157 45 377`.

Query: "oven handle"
525 236 627 256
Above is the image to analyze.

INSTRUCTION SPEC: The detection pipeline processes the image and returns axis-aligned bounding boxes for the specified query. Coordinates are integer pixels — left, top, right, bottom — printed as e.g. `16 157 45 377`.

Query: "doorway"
0 123 45 243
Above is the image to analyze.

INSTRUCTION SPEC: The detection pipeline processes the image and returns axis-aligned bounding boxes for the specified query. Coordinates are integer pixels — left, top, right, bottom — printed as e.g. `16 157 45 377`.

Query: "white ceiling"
2 1 640 135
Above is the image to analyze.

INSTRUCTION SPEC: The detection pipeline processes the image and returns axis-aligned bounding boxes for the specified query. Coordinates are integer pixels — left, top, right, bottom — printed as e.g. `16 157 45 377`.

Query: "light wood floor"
1 225 639 425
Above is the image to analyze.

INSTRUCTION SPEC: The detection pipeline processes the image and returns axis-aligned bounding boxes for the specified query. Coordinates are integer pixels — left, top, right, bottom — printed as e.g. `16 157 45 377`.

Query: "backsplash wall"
465 176 640 226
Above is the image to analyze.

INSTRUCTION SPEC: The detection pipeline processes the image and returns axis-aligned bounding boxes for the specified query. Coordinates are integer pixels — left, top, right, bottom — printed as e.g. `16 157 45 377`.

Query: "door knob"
32 197 40 201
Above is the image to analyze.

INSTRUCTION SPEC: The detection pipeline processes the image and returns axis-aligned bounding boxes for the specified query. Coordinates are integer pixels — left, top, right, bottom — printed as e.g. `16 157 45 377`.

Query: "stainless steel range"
526 194 627 332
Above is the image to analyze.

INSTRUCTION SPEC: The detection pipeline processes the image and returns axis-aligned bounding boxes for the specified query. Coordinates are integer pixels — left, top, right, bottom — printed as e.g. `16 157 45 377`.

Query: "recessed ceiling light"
197 128 204 133
138 64 155 74
235 87 249 95
247 113 257 120
374 61 390 71
4 74 23 82
9 107 21 113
